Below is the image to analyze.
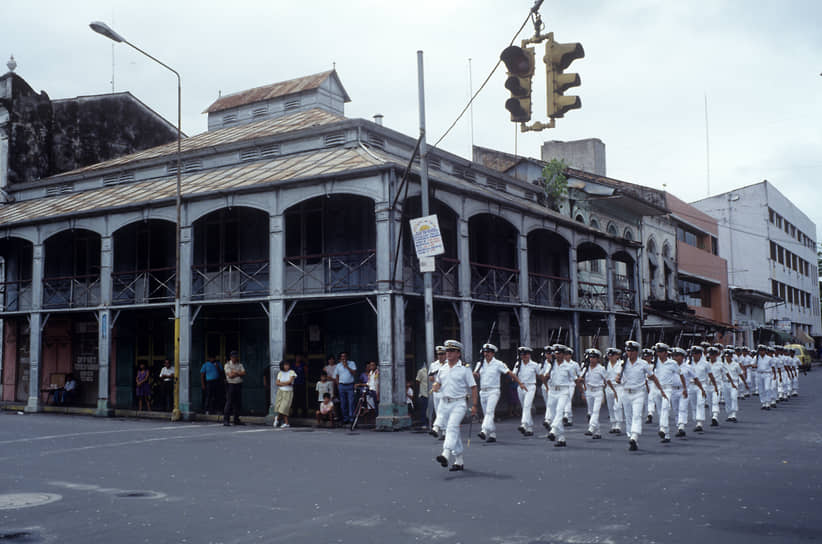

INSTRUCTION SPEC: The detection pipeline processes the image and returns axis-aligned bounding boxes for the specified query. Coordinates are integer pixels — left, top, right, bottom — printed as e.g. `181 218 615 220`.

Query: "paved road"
2 371 821 544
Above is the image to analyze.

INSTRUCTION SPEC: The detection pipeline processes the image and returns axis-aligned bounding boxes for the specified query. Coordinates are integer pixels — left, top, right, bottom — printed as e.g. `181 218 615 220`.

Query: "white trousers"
431 391 443 429
658 387 673 436
479 389 501 437
518 384 537 431
621 387 646 440
648 386 662 416
688 385 704 425
605 385 623 429
723 382 738 417
564 386 574 420
439 397 467 456
586 387 604 433
705 384 720 418
542 385 553 423
548 386 571 441
792 374 799 394
756 373 772 406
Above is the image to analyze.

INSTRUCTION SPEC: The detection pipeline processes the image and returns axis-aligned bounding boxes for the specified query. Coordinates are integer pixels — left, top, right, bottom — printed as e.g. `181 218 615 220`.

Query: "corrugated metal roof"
203 70 350 114
50 108 344 179
0 146 386 227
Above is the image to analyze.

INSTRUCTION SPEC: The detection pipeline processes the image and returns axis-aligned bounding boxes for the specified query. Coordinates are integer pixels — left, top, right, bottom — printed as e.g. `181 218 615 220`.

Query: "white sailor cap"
654 342 670 352
641 348 654 357
707 346 720 355
690 345 704 353
624 340 640 351
542 345 554 353
585 348 602 358
606 347 622 357
443 340 463 351
435 345 446 354
481 343 498 352
517 346 533 353
671 347 688 357
756 344 768 351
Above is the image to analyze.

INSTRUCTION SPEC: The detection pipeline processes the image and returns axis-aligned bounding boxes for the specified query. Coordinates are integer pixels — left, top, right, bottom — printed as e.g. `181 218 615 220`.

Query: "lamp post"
90 21 183 421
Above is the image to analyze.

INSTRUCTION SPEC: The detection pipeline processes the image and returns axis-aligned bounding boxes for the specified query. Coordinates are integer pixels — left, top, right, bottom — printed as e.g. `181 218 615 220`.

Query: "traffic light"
544 33 584 118
500 45 535 123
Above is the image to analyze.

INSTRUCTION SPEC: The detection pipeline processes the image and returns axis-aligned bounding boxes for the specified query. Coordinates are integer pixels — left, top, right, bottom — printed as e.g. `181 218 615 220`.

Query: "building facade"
692 181 820 345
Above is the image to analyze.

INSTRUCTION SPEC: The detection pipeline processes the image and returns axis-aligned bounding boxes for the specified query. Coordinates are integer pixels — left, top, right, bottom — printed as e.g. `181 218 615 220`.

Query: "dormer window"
284 97 301 111
223 113 237 125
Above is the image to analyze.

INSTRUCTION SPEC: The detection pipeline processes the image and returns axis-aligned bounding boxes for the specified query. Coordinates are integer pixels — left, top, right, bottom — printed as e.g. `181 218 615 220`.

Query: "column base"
171 403 192 421
95 400 114 417
376 404 412 431
264 405 277 425
24 397 41 413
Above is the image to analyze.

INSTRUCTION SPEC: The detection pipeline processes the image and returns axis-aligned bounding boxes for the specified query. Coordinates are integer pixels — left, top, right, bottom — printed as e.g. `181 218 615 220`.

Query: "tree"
541 158 568 212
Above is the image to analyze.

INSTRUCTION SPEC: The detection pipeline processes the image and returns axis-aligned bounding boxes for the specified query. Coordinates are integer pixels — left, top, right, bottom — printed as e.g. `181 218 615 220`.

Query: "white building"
691 181 820 345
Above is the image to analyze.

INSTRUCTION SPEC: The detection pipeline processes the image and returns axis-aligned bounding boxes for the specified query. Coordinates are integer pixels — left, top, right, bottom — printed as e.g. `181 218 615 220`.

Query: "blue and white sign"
409 214 445 259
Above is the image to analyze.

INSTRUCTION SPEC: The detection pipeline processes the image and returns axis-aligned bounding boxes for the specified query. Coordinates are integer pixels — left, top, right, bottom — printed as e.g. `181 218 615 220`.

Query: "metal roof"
0 146 385 227
203 70 351 114
50 108 345 179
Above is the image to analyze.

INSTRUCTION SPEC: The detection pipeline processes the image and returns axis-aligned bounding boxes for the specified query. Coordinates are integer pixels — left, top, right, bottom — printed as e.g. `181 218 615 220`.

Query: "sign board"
409 215 445 259
419 256 435 273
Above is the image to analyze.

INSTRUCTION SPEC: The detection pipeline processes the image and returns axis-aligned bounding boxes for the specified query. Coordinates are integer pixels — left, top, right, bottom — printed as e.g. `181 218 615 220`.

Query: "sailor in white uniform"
604 348 624 434
474 343 526 442
618 340 666 451
722 348 746 422
539 346 554 430
513 346 540 436
671 347 694 437
545 344 580 447
687 345 711 433
428 345 448 437
581 348 617 439
706 346 724 427
652 343 686 443
432 340 478 472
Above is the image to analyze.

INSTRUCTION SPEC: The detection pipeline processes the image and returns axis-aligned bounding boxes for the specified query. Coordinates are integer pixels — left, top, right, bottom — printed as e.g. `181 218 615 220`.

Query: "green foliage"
541 159 568 211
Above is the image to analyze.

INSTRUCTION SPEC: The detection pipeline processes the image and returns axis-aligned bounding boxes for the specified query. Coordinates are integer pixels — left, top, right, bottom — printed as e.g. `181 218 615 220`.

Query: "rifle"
475 320 497 374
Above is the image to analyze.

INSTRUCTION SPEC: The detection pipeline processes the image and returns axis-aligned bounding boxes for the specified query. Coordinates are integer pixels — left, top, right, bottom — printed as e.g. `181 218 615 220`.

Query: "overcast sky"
3 0 820 238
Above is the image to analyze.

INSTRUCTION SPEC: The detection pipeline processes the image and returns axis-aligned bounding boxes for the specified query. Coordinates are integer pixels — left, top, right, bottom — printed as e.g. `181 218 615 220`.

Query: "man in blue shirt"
200 355 221 414
334 352 358 424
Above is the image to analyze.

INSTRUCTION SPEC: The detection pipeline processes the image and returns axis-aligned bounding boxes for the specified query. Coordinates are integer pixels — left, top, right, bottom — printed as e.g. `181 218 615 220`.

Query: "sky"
2 0 821 238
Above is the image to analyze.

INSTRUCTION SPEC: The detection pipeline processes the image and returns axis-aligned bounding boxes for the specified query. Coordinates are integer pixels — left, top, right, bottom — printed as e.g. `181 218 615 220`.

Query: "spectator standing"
274 361 298 428
323 355 337 383
135 362 152 411
159 359 175 412
315 372 334 408
334 352 358 424
200 355 220 414
415 362 430 428
223 350 246 426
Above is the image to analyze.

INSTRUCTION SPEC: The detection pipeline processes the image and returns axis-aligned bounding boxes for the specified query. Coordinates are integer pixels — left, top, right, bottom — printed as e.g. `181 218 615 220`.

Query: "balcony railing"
0 279 32 311
577 280 607 310
112 267 176 305
192 260 269 300
404 256 459 297
43 274 100 308
285 249 376 295
529 272 570 307
613 273 636 311
470 262 519 303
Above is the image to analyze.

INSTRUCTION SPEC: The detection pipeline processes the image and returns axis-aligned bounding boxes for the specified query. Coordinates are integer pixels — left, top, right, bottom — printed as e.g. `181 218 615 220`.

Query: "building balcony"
284 249 376 295
470 262 519 303
578 281 607 310
404 256 459 297
112 267 176 305
528 272 570 307
0 279 33 312
43 275 100 308
192 260 269 300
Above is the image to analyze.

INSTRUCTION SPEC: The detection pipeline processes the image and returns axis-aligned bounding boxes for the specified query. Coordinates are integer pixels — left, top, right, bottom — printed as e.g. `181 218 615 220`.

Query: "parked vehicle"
786 344 812 371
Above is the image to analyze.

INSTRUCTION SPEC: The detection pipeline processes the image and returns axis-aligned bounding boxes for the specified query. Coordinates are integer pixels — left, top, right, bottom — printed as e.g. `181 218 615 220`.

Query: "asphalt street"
2 371 821 544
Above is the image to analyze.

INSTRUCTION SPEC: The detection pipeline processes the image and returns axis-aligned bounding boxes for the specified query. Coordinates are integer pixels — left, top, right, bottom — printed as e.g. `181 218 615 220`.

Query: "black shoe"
233 420 245 426
543 421 551 430
435 455 448 467
661 438 671 443
429 428 439 438
711 418 718 427
646 415 653 424
658 430 666 439
439 434 445 441
584 430 593 436
554 440 567 447
613 429 622 435
486 436 496 443
592 434 602 440
629 439 638 451
449 464 464 472
608 428 617 434
478 431 486 440
517 425 525 434
566 420 573 427
694 425 703 433
676 429 686 438
730 417 737 423
524 431 534 436
547 432 556 442
587 414 591 422
761 406 767 410
562 417 569 426
726 417 732 422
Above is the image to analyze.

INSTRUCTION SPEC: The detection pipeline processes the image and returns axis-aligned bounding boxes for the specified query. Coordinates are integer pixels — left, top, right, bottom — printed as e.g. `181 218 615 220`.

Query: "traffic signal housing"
500 45 535 123
544 33 584 118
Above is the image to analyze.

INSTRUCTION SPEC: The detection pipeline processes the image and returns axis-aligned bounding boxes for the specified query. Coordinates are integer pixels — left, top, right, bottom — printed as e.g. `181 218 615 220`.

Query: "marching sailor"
706 346 724 426
545 344 579 447
645 348 661 424
432 340 478 472
618 340 666 451
604 347 624 435
722 348 746 422
582 348 617 439
670 347 693 437
754 345 776 410
687 345 711 433
540 346 554 430
514 346 540 436
474 343 526 442
563 347 581 427
428 345 448 438
652 343 686 443
788 347 800 396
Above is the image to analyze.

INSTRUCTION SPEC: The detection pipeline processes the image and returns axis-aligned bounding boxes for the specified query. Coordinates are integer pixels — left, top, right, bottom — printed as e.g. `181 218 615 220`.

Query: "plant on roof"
541 158 568 212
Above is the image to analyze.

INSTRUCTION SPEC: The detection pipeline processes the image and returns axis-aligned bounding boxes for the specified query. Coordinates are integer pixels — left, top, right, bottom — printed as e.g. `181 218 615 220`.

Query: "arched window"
624 228 634 241
662 242 671 258
590 218 599 230
575 214 585 223
607 223 617 236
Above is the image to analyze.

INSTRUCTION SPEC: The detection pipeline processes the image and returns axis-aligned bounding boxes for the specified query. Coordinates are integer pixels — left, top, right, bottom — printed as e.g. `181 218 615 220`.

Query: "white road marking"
0 424 214 445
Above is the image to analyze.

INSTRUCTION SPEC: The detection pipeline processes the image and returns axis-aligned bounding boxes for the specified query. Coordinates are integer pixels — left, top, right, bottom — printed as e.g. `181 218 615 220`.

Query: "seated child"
316 393 335 427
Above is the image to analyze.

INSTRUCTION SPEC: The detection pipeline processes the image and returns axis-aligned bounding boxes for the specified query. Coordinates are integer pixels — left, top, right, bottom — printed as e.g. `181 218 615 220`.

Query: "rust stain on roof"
203 70 350 114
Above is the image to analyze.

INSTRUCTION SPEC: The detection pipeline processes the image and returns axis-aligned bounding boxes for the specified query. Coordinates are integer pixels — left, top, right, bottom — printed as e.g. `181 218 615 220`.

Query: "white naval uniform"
474 357 509 439
547 361 579 442
539 359 552 426
677 363 694 428
724 360 743 418
707 360 724 420
774 356 786 400
690 357 712 426
584 365 608 434
647 361 663 418
435 361 476 465
605 360 624 431
744 355 757 395
430 361 451 432
790 356 800 395
515 359 540 432
620 358 653 442
653 358 681 439
754 355 774 407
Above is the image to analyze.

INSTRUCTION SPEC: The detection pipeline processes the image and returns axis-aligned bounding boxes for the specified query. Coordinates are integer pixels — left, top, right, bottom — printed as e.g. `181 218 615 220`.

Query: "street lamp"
90 21 184 421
